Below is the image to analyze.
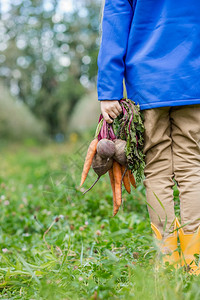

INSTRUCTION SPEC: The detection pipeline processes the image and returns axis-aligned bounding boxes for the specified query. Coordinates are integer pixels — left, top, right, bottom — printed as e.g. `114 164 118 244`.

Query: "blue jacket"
97 0 200 110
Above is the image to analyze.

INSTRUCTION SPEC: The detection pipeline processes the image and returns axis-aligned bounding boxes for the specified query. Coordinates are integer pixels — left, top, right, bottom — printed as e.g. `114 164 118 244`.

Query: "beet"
97 139 115 159
83 153 113 195
92 153 113 177
113 139 127 166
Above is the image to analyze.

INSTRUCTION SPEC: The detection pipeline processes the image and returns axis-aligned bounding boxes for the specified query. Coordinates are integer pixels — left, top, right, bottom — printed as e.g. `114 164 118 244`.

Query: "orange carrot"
109 167 119 216
128 170 136 189
113 160 122 207
80 139 98 186
121 165 131 194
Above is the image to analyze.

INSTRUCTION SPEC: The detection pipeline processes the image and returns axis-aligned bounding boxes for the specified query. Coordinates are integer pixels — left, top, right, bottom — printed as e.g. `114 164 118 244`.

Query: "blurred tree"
0 0 101 137
0 81 46 141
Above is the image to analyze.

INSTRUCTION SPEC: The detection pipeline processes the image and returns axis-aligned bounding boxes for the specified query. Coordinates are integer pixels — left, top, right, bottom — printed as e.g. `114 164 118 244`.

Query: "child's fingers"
112 107 121 117
102 112 113 124
108 111 118 120
100 100 121 123
116 101 122 114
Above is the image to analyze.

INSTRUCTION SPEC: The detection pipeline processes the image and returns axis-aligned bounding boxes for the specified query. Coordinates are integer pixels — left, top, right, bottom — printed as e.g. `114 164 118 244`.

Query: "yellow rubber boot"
151 220 179 267
176 218 200 275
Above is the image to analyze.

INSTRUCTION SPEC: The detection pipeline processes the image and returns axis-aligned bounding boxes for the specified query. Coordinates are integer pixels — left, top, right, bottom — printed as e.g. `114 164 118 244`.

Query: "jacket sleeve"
97 0 134 101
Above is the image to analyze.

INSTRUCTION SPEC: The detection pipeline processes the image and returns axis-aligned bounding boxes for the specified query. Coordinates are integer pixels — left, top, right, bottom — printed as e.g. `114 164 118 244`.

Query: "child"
97 0 200 272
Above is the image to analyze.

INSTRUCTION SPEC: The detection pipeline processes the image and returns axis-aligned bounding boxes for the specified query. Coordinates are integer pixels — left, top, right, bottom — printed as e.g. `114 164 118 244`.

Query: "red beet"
92 153 113 176
83 154 113 195
97 139 115 159
113 139 127 166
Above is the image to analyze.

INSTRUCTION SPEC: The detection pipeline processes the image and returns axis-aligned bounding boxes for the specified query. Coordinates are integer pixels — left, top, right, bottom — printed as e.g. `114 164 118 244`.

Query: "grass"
0 137 200 299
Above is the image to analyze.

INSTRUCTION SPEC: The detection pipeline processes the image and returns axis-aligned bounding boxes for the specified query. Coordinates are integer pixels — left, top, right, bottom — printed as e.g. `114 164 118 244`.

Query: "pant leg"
143 107 176 237
170 104 200 233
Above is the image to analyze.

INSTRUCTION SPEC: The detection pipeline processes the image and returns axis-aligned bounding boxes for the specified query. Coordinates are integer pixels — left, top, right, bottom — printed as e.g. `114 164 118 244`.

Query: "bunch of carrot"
108 161 136 216
80 113 136 216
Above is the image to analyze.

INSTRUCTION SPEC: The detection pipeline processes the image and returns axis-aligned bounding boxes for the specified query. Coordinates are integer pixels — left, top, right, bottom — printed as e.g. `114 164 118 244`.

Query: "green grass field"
0 139 200 299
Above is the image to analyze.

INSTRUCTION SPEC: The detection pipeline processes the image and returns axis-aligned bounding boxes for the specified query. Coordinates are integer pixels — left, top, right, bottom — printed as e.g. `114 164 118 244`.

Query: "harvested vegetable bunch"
80 98 143 216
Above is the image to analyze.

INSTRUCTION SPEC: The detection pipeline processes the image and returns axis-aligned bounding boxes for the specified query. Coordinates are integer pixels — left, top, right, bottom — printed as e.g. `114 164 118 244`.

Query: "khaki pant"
143 105 200 237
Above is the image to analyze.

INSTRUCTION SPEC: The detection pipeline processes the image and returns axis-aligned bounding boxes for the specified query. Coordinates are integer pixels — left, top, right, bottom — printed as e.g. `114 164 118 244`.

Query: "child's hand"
100 100 122 124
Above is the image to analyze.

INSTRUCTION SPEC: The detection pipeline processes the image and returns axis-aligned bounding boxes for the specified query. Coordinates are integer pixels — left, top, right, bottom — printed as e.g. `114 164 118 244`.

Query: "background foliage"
0 0 101 138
